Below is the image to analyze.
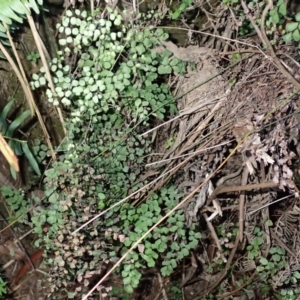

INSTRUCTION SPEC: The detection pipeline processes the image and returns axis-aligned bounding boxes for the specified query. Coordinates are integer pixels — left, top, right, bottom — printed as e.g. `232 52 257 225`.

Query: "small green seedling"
26 51 40 63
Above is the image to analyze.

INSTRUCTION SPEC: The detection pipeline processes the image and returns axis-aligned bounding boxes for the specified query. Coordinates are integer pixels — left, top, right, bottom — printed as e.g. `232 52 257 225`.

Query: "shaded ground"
130 39 300 299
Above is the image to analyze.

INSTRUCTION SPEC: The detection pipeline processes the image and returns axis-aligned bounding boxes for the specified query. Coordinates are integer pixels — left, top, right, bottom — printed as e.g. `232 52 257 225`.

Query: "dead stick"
238 167 249 242
0 210 35 273
206 180 292 207
197 232 240 298
241 0 300 91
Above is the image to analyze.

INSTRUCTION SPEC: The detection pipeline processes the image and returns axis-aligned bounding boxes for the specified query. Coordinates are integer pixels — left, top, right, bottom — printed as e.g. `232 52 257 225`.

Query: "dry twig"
241 0 300 91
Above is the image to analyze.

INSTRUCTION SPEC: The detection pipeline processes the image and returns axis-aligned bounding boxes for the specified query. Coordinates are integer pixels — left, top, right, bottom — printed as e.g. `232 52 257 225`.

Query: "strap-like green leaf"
6 110 31 137
28 0 40 14
11 0 32 15
14 141 23 155
10 165 17 180
1 98 15 120
0 120 7 133
0 38 11 47
0 2 23 24
0 32 8 39
0 24 6 33
9 139 23 156
0 0 40 32
0 98 14 134
22 142 41 176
